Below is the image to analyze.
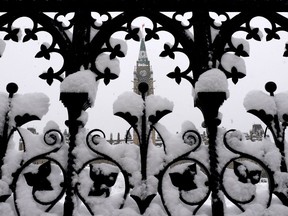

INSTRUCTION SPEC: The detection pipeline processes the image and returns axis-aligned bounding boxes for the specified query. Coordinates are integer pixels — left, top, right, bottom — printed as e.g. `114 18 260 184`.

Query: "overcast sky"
1 14 288 139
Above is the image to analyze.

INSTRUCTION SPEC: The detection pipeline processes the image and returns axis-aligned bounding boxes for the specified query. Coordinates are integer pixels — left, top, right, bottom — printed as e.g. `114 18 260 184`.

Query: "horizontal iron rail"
0 0 288 12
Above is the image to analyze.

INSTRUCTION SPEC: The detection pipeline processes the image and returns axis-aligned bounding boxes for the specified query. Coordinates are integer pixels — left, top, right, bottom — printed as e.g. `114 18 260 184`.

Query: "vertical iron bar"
207 121 225 216
63 114 77 216
192 9 212 79
193 8 226 216
139 82 149 181
66 10 91 75
62 10 91 216
141 96 147 181
0 83 18 179
61 93 89 216
196 92 226 216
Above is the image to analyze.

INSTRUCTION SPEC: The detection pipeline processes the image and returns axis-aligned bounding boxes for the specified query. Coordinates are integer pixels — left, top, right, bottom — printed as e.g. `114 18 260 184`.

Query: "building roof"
252 124 264 131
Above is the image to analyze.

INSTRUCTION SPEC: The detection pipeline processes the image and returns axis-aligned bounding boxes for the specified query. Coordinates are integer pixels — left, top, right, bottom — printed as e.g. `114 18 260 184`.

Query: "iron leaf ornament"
265 27 280 41
4 28 20 42
96 67 119 85
23 28 38 42
229 66 246 84
39 67 64 86
148 110 172 125
233 161 261 185
35 44 51 60
234 44 249 57
125 27 140 41
144 27 160 41
160 43 175 59
14 113 40 127
114 112 138 129
110 44 125 59
169 163 198 191
88 164 119 197
24 161 53 193
167 66 183 84
246 28 261 41
130 194 157 215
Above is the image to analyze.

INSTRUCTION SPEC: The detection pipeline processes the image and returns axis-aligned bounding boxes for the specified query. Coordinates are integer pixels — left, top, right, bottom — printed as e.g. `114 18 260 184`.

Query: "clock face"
140 70 147 77
140 51 146 58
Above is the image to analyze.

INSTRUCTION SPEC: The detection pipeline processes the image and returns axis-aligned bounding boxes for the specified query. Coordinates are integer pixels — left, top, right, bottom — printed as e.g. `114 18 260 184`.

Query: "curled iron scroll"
159 158 211 216
222 129 274 211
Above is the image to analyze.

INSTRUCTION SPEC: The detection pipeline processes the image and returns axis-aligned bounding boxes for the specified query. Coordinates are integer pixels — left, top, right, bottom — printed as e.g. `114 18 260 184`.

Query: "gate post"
59 10 92 215
60 92 90 216
196 92 226 216
192 7 229 215
0 83 18 179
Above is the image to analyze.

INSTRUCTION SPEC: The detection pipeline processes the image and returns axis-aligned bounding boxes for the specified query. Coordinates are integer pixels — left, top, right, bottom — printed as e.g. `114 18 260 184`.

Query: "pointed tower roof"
140 38 146 52
137 38 149 65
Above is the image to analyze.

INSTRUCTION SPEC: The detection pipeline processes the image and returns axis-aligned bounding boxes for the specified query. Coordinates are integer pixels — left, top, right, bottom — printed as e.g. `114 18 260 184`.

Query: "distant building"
245 124 265 141
108 130 133 145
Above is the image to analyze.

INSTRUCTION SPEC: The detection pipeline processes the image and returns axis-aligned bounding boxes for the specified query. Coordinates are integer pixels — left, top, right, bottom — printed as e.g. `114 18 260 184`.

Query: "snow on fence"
0 2 288 216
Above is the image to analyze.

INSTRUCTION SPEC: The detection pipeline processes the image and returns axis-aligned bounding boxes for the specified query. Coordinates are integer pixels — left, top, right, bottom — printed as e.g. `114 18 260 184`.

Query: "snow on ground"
106 174 284 216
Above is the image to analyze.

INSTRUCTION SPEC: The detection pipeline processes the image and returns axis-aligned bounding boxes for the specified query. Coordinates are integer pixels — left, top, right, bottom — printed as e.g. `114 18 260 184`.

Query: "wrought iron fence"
0 1 288 216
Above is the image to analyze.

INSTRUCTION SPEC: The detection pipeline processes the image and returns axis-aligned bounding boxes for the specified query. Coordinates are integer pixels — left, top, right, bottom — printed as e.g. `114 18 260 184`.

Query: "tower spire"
138 38 148 65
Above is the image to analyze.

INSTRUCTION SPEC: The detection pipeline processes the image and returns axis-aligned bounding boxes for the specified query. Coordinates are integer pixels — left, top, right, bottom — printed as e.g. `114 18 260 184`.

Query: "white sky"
1 14 288 139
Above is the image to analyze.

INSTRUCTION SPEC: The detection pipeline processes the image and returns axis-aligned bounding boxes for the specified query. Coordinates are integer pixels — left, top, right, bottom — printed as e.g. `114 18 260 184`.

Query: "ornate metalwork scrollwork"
1 2 288 216
219 81 288 212
0 13 70 85
0 83 66 215
223 129 274 212
78 81 211 215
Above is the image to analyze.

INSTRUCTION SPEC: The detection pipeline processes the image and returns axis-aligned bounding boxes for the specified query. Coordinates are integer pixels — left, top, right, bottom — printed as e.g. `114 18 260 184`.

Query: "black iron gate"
0 1 288 215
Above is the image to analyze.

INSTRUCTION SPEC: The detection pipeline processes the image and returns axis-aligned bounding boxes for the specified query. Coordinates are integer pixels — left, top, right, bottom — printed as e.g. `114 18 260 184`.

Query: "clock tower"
133 38 155 144
133 38 154 95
